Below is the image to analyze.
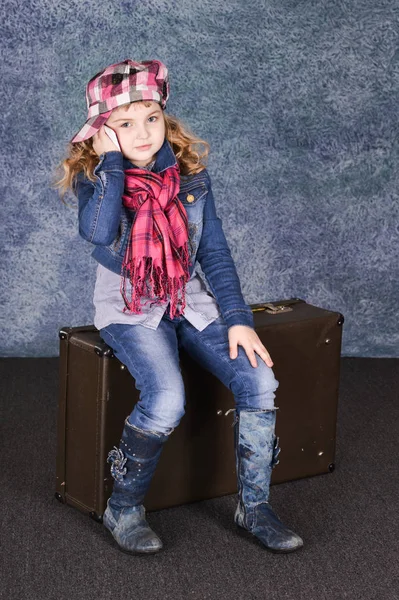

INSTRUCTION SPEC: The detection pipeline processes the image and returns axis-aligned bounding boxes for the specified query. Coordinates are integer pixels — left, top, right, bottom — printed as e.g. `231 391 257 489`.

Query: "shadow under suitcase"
55 298 344 522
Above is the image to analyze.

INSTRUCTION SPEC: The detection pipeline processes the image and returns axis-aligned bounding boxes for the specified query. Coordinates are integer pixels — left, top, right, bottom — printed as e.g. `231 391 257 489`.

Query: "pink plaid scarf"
120 164 191 319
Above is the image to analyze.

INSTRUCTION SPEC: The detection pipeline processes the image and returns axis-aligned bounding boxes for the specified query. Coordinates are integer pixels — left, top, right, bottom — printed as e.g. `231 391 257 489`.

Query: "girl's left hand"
228 325 274 368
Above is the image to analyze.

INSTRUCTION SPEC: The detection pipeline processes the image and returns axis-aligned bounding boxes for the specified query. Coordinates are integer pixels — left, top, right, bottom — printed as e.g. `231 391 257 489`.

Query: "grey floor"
0 357 398 600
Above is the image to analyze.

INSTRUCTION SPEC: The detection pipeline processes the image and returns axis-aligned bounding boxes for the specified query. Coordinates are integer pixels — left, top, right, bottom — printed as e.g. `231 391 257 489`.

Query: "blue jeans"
100 314 279 435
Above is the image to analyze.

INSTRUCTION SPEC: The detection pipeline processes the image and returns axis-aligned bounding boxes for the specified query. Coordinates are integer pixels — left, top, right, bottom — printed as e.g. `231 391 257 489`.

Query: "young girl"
57 59 303 555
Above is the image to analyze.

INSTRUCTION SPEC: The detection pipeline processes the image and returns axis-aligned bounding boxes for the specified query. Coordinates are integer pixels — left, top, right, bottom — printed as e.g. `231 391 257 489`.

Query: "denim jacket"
75 138 254 330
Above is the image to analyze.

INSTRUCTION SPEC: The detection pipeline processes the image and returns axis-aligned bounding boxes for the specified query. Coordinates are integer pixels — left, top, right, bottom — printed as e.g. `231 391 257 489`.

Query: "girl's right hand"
92 126 121 156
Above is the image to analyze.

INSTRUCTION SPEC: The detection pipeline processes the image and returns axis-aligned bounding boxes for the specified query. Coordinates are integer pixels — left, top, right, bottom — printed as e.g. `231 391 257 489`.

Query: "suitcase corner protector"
94 343 114 358
54 491 66 503
59 327 72 340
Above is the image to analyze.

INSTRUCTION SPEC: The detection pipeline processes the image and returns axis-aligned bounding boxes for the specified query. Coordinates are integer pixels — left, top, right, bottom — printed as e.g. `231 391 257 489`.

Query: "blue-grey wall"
1 0 398 357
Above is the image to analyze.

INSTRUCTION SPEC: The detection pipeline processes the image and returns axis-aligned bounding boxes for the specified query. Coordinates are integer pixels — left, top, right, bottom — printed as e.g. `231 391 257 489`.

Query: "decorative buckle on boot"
271 436 281 468
107 447 127 481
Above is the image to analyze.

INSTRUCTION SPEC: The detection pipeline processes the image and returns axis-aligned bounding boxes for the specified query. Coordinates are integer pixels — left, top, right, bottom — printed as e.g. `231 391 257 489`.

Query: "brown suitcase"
55 298 344 521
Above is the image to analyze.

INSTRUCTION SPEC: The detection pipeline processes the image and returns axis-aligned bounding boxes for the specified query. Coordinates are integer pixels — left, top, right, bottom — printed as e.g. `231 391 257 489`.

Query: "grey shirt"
93 263 221 331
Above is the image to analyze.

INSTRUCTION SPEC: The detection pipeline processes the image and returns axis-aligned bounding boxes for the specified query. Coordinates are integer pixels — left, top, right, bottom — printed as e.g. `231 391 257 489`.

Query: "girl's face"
105 101 165 167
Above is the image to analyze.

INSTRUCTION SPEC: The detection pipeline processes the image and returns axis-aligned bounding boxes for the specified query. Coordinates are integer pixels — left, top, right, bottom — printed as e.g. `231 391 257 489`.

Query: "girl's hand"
228 325 274 368
92 125 121 156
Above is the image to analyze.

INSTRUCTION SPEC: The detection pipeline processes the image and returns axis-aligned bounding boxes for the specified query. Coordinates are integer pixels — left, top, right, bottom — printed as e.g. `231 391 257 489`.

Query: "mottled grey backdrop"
1 0 398 357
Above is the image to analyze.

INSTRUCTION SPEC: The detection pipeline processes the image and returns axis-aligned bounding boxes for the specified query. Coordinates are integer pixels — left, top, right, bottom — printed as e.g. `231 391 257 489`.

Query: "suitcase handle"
250 297 305 315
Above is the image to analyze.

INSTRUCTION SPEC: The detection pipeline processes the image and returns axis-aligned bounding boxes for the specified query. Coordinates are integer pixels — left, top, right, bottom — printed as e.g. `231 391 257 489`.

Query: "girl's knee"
233 363 279 411
129 388 186 434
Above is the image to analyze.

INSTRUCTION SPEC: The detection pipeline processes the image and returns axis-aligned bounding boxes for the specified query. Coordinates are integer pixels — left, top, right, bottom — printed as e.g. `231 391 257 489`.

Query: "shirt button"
186 194 195 203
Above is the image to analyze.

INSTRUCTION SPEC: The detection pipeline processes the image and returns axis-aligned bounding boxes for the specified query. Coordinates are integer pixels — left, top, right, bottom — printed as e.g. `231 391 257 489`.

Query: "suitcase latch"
251 303 293 315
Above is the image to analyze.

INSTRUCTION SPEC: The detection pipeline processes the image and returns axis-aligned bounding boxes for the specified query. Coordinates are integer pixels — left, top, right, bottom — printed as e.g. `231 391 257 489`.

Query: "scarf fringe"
121 245 191 319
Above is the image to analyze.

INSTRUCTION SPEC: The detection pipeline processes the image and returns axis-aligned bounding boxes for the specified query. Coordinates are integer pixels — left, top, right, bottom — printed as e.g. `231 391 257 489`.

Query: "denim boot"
234 409 304 553
103 418 169 555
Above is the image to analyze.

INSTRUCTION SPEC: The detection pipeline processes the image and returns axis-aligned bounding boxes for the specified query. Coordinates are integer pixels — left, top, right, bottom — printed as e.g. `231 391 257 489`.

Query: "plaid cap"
71 59 169 144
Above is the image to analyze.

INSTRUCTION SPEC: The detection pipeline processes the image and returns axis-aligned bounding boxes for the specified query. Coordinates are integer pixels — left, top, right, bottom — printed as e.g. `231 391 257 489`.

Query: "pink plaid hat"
71 59 169 144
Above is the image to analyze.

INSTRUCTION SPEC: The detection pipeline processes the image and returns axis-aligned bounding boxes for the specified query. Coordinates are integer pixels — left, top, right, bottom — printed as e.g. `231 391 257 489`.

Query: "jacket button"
186 194 195 203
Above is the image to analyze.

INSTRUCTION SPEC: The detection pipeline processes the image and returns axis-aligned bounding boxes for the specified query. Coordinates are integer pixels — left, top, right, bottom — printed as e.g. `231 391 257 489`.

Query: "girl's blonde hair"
55 102 209 199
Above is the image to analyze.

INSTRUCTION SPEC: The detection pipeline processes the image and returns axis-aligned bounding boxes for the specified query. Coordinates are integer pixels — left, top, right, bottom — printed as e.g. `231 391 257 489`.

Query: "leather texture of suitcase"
55 297 344 521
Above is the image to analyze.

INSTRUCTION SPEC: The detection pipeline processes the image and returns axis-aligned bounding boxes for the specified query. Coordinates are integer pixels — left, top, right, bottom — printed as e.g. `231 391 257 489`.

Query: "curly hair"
54 102 209 200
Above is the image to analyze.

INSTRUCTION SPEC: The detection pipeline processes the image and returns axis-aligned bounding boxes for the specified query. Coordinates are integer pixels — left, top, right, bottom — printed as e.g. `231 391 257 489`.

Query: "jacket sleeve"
196 170 255 330
75 151 125 246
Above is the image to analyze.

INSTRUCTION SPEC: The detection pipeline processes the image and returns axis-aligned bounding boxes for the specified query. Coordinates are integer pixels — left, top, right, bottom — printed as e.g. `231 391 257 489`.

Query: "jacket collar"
123 138 177 173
